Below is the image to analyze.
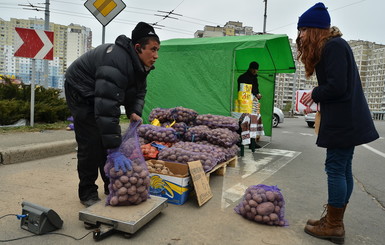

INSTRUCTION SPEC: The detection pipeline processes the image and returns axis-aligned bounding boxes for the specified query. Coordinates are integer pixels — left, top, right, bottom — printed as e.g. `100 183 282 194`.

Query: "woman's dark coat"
312 37 379 148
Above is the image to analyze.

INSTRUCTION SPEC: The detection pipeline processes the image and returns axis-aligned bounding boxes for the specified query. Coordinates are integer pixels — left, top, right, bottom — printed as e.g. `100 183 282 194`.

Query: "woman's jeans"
325 147 355 208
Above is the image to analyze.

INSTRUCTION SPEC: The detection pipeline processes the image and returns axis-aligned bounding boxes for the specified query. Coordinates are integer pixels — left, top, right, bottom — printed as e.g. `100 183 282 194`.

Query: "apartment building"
0 18 92 89
194 21 256 38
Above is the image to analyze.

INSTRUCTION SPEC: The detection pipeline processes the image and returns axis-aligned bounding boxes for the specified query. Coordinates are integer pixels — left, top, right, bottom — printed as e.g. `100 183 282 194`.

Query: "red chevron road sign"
14 27 54 60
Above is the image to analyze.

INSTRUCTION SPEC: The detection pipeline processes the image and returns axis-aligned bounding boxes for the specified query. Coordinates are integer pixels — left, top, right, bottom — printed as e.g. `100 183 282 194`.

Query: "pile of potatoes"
195 114 239 131
234 184 287 226
146 160 187 177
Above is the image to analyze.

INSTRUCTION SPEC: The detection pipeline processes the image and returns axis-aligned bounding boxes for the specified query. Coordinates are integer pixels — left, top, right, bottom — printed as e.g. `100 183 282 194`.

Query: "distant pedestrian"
64 22 160 207
296 2 379 244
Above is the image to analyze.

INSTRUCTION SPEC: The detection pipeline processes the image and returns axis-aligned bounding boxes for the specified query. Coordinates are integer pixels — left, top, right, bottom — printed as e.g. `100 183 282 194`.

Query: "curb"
0 139 77 165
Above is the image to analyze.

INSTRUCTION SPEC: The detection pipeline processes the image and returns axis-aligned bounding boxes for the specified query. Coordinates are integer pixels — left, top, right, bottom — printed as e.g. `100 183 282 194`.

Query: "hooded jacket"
312 37 379 148
65 35 152 149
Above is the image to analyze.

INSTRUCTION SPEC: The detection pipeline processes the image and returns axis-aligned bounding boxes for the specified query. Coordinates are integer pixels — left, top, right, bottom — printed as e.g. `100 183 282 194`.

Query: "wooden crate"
205 156 238 182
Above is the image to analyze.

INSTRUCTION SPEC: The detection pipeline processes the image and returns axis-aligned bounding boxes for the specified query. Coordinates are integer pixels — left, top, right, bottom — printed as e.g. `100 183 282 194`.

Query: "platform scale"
79 195 168 240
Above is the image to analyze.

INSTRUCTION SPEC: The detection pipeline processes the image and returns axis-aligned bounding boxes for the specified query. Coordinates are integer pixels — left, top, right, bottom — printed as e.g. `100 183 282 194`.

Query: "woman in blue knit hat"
297 2 379 244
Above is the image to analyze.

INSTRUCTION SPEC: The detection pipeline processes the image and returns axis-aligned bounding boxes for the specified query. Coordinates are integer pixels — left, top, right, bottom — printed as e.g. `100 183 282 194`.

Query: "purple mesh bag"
157 147 219 172
195 114 239 131
206 128 240 148
104 121 150 206
234 184 288 226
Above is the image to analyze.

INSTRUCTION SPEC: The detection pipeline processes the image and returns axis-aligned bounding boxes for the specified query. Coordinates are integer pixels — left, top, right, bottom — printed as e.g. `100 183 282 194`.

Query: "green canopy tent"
143 34 295 136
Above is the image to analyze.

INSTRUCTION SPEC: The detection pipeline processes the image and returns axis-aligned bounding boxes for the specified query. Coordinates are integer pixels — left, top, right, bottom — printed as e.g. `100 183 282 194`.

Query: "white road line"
362 144 385 158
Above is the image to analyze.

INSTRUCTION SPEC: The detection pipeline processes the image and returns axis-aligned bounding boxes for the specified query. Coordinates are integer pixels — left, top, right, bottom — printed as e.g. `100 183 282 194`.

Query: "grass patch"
0 115 130 133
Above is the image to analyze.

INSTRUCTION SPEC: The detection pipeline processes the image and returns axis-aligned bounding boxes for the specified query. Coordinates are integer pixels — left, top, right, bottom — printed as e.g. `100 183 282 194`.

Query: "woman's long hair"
296 27 342 78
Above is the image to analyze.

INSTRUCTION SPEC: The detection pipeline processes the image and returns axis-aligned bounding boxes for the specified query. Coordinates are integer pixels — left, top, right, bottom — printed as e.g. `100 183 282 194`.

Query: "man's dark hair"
249 61 259 70
137 36 161 47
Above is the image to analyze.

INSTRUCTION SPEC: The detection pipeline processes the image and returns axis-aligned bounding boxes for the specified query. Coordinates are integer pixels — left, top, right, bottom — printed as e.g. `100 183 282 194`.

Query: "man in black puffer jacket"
64 22 160 207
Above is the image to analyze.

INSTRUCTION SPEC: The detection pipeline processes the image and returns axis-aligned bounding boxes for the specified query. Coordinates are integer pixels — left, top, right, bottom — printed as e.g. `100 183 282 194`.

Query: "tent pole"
230 50 237 114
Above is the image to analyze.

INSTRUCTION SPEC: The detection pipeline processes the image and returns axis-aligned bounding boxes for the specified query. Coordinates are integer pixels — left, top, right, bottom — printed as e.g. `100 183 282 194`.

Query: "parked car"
273 107 284 127
305 112 316 127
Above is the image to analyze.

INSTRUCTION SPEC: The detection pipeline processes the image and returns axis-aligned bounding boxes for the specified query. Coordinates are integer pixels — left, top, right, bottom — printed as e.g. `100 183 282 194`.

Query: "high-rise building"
0 17 92 89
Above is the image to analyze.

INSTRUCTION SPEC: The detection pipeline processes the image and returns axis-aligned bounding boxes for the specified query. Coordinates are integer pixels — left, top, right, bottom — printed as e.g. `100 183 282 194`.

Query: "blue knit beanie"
297 2 330 30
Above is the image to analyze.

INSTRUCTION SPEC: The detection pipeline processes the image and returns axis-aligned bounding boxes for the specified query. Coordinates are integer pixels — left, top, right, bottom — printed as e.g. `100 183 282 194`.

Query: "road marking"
300 133 314 136
362 144 385 158
220 148 301 209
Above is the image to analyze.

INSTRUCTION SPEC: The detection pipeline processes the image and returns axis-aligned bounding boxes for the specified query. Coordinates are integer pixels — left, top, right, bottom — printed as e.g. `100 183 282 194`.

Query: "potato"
274 205 281 214
118 194 128 202
109 196 119 206
117 186 128 196
136 178 144 187
120 175 129 184
262 215 271 223
137 185 146 193
248 200 258 207
114 179 123 189
140 190 149 199
127 185 137 195
269 213 279 221
253 194 263 203
130 176 138 184
254 215 263 222
246 212 254 220
265 191 275 202
256 202 275 216
244 204 251 212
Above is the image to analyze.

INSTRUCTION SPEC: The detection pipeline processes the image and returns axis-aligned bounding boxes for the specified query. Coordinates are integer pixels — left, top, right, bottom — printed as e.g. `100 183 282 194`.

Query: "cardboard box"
237 91 252 101
239 83 252 93
147 160 191 205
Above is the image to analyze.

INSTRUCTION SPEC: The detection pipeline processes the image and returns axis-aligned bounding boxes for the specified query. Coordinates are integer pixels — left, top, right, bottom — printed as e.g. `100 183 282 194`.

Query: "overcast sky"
1 0 384 47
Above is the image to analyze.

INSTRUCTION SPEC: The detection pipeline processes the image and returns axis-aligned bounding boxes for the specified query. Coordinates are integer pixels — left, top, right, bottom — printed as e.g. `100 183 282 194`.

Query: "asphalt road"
0 116 384 244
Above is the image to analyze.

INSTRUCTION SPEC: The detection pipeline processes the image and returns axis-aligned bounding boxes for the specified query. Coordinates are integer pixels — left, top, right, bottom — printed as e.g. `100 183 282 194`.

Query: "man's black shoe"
81 197 101 207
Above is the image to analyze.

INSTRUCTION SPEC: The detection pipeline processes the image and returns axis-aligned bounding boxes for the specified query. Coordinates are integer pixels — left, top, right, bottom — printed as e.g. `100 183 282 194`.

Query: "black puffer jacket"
65 35 152 149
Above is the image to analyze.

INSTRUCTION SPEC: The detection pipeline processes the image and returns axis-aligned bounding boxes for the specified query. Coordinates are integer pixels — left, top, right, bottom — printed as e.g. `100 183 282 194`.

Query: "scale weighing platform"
79 195 168 240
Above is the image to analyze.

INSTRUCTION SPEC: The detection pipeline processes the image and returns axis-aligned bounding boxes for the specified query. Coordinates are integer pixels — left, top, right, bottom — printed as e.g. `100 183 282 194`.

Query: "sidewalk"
0 129 77 165
0 124 130 165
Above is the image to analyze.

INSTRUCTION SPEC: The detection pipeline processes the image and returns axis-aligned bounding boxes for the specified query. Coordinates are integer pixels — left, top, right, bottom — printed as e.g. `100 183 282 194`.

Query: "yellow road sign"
84 0 126 26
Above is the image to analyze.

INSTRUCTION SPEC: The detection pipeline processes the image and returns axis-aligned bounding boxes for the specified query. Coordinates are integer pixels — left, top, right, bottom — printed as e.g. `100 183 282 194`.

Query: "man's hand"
256 93 262 100
130 113 142 123
109 151 132 172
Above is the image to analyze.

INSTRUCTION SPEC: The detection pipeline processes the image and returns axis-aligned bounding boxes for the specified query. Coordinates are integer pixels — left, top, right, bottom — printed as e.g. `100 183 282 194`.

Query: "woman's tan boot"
304 205 345 244
307 204 347 226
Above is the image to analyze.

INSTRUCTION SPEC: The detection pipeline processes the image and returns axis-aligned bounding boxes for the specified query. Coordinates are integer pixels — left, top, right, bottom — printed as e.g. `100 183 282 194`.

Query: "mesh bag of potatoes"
234 184 288 226
137 124 178 143
157 147 219 172
104 121 151 206
195 114 239 131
